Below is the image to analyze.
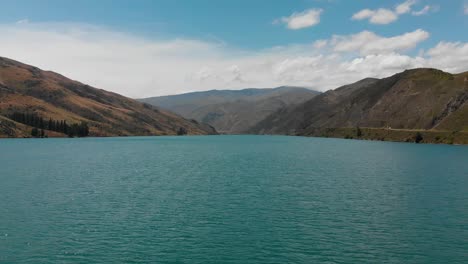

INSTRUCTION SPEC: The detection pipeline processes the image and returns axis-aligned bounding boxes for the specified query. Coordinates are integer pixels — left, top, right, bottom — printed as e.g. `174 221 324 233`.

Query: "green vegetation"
356 126 362 138
30 128 46 138
414 132 423 143
31 127 39 137
177 127 188 135
310 127 468 145
9 112 89 138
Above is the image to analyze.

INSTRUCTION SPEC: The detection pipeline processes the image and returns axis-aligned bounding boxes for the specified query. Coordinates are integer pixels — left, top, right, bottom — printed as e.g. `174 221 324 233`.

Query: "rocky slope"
140 87 319 133
0 57 216 137
249 68 468 136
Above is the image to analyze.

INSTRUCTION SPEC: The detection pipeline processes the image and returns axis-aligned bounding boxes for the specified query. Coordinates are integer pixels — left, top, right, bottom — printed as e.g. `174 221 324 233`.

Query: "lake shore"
3 127 468 145
302 127 468 145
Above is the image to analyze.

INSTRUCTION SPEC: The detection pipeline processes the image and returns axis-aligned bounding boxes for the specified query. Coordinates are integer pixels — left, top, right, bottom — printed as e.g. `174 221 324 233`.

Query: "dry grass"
0 56 216 137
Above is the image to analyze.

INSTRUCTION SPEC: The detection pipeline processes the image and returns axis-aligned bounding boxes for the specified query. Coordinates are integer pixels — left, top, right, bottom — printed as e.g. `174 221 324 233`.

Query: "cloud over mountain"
331 29 429 55
0 22 466 97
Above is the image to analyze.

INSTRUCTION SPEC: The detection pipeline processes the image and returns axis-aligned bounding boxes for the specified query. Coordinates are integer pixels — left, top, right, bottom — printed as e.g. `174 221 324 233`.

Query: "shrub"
414 132 423 143
177 127 187 136
356 126 362 137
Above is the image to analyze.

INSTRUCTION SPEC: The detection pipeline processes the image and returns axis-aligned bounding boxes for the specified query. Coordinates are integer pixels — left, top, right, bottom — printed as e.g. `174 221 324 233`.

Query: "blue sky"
0 0 467 97
2 0 467 49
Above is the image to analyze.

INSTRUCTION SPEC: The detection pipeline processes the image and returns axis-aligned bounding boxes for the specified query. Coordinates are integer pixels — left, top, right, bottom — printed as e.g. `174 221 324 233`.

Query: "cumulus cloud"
275 9 323 30
331 29 430 55
352 0 437 24
0 22 466 97
313 39 328 49
0 23 228 97
425 42 468 72
395 0 418 14
351 8 398 25
412 5 430 16
346 53 425 73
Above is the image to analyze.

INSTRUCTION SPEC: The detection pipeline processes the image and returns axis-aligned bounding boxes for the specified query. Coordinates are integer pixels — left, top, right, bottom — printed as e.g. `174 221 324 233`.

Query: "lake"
1 135 468 263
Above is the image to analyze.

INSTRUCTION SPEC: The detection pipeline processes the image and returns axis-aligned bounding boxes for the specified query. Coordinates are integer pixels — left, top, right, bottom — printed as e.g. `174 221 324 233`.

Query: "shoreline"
300 127 468 145
1 129 468 146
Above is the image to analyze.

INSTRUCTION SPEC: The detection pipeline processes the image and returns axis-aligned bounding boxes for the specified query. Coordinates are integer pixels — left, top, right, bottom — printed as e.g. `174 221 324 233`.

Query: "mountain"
139 86 320 133
0 57 216 137
249 68 468 142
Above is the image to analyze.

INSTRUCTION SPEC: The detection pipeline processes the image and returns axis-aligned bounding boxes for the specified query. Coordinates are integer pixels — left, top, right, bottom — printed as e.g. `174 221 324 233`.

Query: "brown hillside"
0 57 216 137
249 69 468 135
140 86 320 134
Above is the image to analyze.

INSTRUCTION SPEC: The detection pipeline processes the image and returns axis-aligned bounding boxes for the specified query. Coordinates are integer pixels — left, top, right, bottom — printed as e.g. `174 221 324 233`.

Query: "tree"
66 121 89 137
356 126 362 138
177 127 187 136
414 132 423 143
9 112 90 137
48 118 53 130
63 120 69 134
31 127 39 137
79 122 89 137
38 117 44 129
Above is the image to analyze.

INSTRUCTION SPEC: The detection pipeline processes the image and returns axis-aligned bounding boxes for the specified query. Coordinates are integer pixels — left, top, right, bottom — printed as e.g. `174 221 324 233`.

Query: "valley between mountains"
1 56 467 144
141 69 468 144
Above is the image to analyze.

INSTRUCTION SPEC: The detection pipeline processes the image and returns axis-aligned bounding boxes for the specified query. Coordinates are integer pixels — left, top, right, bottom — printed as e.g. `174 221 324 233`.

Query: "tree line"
8 112 89 138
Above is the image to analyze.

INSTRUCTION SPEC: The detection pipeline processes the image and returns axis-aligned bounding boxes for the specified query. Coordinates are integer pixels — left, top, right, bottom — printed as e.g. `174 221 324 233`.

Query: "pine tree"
414 132 423 143
9 112 90 138
31 127 39 137
356 126 362 138
63 120 68 135
177 127 187 136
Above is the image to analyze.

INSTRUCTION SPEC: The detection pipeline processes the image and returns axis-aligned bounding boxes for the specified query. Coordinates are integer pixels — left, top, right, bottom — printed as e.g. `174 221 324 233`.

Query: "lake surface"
1 136 468 263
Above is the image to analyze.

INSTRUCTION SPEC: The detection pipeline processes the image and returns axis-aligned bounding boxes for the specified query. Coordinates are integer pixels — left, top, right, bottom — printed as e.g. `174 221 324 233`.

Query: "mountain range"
249 69 468 134
1 56 467 144
139 86 320 134
0 57 216 137
142 68 468 144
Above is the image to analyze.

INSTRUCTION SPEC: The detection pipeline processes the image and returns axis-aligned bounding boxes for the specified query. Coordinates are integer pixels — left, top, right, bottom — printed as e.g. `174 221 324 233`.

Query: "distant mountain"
140 86 320 133
0 57 216 137
249 68 468 137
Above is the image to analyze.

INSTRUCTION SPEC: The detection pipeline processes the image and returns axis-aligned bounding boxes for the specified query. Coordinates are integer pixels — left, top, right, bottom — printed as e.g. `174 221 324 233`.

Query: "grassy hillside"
140 86 320 133
0 57 216 137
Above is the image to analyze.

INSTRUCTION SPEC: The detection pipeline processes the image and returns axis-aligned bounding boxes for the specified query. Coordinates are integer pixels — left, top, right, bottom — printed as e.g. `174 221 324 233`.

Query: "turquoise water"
1 136 468 263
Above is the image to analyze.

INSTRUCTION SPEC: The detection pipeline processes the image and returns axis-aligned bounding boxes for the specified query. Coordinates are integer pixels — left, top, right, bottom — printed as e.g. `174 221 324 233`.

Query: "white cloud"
352 0 437 24
396 0 418 15
412 5 439 16
0 23 228 97
16 19 29 24
425 42 468 72
313 39 328 49
345 53 425 74
464 3 468 15
352 8 398 24
412 5 430 15
331 29 429 55
275 9 323 30
0 23 466 97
